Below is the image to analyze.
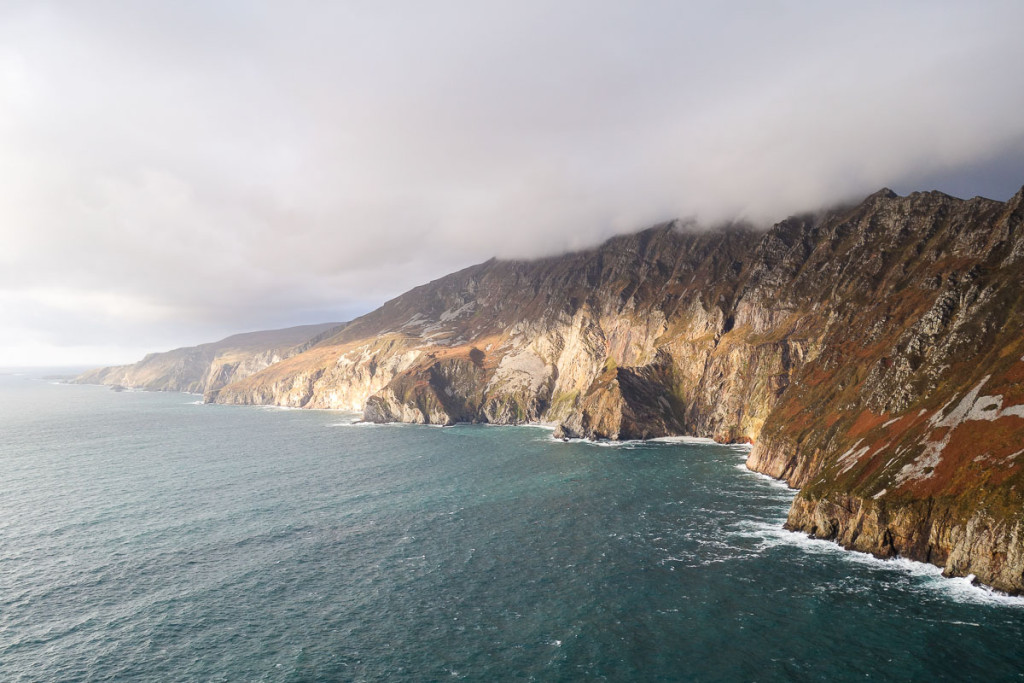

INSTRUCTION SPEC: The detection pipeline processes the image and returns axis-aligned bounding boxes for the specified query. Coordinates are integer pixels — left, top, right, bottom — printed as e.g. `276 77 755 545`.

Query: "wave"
733 463 796 490
648 435 718 445
552 437 645 448
522 422 558 431
731 520 1024 607
327 419 439 428
548 434 749 449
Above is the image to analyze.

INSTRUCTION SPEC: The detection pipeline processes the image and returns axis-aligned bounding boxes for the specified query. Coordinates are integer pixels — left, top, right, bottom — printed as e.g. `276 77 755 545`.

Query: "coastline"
61 376 1024 597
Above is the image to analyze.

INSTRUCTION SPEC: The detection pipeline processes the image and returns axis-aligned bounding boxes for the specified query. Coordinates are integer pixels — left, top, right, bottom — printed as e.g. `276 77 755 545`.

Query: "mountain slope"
210 224 782 440
208 186 1024 593
75 322 344 394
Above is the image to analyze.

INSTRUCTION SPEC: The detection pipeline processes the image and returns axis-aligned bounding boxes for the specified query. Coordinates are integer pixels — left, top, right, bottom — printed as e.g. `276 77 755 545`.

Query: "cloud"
1 1 1023 364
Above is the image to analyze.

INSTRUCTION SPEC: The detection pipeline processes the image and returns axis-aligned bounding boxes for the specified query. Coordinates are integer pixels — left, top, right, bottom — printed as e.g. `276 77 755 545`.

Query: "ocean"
1 371 1022 681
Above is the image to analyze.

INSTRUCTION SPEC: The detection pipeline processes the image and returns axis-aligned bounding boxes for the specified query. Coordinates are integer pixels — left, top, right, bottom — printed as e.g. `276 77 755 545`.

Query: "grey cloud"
1 1 1023 364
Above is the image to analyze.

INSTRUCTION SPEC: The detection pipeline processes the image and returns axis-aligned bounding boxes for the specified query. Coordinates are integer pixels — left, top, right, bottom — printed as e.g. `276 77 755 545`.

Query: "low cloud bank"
1 2 1023 364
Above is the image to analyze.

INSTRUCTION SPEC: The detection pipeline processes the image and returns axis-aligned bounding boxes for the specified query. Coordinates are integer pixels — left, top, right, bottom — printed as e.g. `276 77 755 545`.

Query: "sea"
1 371 1022 682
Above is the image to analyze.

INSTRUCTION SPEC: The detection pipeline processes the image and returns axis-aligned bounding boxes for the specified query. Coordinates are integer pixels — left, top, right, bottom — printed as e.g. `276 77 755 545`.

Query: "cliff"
747 187 1024 594
99 186 1024 594
74 322 343 394
209 224 785 443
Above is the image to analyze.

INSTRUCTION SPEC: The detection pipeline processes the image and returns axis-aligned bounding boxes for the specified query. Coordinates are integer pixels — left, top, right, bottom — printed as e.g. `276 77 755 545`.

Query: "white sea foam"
728 459 1024 606
549 436 643 448
478 421 556 431
550 434 744 449
583 439 643 448
733 520 1024 607
840 554 1024 606
648 435 718 445
330 419 444 429
733 463 796 490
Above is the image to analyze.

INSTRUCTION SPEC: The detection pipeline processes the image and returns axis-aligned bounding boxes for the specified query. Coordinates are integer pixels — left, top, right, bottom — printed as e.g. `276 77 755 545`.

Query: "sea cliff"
81 187 1024 593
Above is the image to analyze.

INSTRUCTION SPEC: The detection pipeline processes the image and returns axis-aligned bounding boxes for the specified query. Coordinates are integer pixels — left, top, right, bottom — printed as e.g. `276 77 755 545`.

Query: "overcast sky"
3 1 1024 367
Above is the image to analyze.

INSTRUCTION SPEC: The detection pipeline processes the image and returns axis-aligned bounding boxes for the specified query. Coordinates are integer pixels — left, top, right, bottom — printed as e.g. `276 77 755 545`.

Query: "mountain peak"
866 187 899 201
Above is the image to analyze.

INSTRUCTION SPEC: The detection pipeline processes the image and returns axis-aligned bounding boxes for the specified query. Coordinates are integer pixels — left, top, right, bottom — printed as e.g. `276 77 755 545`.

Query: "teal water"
1 373 1022 681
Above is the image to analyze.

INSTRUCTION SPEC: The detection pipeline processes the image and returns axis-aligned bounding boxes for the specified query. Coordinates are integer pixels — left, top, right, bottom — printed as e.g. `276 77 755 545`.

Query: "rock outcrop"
86 186 1024 593
74 322 343 394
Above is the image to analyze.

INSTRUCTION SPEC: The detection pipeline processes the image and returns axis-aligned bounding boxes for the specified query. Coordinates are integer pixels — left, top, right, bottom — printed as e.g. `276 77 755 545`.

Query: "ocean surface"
1 372 1023 682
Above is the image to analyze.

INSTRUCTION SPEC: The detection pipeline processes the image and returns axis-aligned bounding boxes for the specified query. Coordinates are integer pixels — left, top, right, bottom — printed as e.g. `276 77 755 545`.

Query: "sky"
2 1 1024 367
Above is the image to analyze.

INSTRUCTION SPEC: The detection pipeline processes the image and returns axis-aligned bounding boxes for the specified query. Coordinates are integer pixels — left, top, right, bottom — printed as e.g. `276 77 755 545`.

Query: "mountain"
208 222 770 441
83 186 1024 594
74 322 344 394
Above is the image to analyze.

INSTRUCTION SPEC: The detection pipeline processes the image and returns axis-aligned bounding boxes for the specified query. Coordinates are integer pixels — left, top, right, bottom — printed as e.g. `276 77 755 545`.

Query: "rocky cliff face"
74 322 343 394
110 186 1024 593
211 225 789 443
743 187 1024 594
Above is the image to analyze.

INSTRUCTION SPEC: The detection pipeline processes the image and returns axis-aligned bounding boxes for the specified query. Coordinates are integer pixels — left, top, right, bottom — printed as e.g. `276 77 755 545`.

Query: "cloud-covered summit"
2 1 1023 364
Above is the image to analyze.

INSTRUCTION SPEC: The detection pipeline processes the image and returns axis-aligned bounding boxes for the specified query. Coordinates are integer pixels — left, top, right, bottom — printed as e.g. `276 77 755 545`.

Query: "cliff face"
123 186 1024 593
74 323 343 394
744 187 1024 594
211 225 789 443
